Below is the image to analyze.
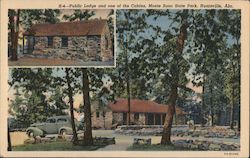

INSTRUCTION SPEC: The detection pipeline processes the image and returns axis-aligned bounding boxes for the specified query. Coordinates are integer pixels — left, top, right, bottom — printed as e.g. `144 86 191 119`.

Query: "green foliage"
116 9 240 127
127 144 196 151
9 68 68 126
13 141 105 151
8 9 61 31
63 10 95 21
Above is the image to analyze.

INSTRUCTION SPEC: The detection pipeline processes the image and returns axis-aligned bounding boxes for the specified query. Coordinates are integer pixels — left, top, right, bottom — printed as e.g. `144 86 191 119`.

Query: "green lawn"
13 141 106 151
127 144 197 151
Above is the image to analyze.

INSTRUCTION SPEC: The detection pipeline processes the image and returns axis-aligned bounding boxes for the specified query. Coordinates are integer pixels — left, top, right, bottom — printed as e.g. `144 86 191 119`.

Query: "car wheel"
27 130 34 138
60 129 67 136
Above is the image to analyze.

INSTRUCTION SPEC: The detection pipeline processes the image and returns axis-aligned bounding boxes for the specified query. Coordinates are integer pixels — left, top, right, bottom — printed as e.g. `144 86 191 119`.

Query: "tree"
160 10 189 144
8 9 61 60
63 10 95 21
107 10 114 55
62 10 96 145
81 69 93 145
217 11 240 130
7 127 12 151
189 10 240 128
9 68 69 127
8 9 20 61
116 10 151 124
65 68 78 145
116 9 241 144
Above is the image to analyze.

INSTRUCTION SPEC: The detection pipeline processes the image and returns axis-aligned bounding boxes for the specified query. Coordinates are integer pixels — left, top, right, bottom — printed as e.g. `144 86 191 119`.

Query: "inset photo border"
7 9 115 67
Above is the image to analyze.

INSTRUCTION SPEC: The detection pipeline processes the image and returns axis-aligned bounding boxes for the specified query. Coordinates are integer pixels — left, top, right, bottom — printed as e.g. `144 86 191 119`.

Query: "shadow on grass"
127 144 198 151
13 141 106 151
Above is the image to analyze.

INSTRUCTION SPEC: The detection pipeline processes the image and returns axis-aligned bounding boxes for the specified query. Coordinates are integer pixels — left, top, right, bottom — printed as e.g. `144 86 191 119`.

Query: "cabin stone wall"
100 25 113 61
31 35 111 61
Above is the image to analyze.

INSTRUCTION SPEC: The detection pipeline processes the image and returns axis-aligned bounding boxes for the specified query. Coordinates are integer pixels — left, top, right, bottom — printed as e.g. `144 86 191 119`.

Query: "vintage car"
26 115 83 137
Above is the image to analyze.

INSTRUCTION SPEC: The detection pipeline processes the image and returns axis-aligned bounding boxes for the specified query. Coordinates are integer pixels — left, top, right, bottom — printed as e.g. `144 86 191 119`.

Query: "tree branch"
177 84 194 92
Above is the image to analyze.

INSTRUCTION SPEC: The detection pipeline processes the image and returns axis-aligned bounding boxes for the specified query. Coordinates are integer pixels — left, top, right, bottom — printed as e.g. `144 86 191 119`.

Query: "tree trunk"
230 64 236 129
161 11 188 145
201 75 206 126
230 86 235 129
8 128 12 151
65 68 78 145
161 84 177 145
9 11 16 61
124 35 131 125
237 43 240 132
237 105 240 131
209 85 214 126
81 68 93 145
10 9 20 61
126 73 131 125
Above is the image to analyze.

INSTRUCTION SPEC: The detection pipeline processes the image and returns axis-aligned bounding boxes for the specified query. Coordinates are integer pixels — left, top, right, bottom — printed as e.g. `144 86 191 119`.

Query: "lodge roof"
108 98 186 115
23 19 107 36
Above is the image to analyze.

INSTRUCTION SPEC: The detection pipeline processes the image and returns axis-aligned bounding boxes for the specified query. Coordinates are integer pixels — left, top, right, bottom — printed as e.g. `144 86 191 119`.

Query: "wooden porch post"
161 114 163 125
153 114 156 125
22 35 24 54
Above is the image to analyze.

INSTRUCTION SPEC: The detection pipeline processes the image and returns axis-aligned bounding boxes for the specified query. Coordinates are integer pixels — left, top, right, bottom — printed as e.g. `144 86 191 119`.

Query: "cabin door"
25 36 34 54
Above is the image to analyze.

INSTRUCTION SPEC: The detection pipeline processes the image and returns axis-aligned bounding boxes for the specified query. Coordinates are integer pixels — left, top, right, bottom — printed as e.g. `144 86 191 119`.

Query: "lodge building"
90 98 187 129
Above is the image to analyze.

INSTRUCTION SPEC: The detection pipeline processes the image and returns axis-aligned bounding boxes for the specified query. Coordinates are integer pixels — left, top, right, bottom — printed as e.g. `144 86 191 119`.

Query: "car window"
57 118 67 123
46 118 56 123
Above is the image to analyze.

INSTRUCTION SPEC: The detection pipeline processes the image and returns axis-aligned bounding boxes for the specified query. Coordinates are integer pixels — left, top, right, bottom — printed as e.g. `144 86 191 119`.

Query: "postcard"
0 0 249 157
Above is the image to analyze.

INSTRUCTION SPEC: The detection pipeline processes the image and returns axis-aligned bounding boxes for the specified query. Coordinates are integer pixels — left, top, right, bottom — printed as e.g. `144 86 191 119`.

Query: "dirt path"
8 57 114 66
10 132 28 146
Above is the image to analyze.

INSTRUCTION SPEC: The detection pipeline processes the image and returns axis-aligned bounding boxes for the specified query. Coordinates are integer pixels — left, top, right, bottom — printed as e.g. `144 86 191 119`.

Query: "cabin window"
47 37 53 47
61 36 68 47
96 111 100 118
134 113 139 121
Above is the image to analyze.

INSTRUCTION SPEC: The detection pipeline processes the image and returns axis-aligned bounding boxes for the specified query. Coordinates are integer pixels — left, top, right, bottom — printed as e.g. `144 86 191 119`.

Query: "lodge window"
96 111 100 118
61 36 68 47
134 113 139 121
47 36 53 47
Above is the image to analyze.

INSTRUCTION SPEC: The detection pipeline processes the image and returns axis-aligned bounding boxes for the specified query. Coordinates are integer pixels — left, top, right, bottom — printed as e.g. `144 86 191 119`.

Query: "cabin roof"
23 19 107 36
108 98 186 115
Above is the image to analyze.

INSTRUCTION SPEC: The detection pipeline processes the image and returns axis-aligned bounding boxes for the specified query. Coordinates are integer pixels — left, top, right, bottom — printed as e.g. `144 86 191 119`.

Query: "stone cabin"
91 98 187 129
23 19 113 61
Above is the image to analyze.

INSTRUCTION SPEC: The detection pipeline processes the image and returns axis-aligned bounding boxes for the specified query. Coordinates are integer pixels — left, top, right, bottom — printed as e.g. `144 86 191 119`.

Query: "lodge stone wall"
112 113 123 125
137 113 146 125
92 111 113 129
91 102 113 129
32 36 105 61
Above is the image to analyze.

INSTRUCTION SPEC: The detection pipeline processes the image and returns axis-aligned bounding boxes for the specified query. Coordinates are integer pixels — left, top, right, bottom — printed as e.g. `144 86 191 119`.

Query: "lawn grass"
127 144 197 151
13 141 106 151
